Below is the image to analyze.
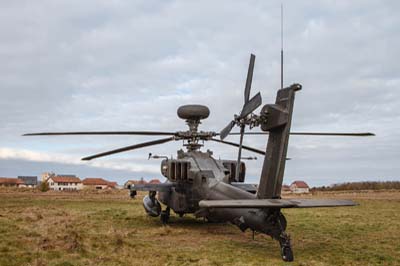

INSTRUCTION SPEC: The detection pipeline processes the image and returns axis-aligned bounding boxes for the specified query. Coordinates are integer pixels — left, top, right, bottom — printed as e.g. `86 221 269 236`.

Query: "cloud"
0 147 159 174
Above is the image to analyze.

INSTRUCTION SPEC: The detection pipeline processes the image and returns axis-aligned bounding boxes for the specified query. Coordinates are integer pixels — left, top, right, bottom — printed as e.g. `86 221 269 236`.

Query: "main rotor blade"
220 121 235 140
23 131 176 136
81 137 174 161
244 54 255 104
289 132 375 136
227 132 375 137
211 138 265 155
240 92 262 118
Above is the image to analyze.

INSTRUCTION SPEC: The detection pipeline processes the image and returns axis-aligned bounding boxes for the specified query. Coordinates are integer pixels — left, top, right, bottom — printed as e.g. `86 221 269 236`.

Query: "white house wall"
47 178 83 191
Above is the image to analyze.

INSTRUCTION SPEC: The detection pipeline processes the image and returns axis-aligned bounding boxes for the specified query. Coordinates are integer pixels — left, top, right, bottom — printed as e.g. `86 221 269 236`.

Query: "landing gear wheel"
160 207 170 225
278 213 287 231
160 212 169 224
278 231 294 262
281 245 294 262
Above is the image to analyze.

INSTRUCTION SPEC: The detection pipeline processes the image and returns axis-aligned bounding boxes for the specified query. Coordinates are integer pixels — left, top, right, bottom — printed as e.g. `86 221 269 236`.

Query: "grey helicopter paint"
24 54 374 262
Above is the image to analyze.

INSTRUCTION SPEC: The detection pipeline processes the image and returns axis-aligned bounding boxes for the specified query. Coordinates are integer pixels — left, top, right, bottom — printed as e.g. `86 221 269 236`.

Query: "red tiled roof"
148 179 161 184
82 178 109 185
107 182 117 188
51 176 81 183
126 179 147 185
0 177 24 185
291 181 309 188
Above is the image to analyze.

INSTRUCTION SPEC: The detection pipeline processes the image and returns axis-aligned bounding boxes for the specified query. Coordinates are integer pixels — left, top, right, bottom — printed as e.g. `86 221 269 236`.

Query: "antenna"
280 4 284 89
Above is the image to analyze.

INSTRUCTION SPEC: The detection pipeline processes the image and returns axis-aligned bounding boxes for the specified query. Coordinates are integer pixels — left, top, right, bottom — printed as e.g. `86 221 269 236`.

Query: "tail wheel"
281 245 294 262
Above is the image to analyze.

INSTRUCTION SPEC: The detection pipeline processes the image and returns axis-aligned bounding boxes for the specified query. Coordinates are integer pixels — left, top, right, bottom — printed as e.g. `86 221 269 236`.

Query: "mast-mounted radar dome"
177 105 210 121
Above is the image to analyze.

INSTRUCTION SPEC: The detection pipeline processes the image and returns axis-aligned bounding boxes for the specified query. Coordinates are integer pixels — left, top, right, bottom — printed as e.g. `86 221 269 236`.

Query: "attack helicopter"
24 54 374 262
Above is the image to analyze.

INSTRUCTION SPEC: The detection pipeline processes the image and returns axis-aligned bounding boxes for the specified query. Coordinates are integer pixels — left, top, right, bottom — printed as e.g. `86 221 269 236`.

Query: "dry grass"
0 188 399 266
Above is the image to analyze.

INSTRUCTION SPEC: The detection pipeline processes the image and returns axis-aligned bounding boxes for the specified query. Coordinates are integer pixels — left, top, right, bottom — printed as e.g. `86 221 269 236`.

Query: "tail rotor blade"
81 137 174 161
220 121 235 140
235 126 245 180
219 54 258 144
244 54 256 104
240 92 262 118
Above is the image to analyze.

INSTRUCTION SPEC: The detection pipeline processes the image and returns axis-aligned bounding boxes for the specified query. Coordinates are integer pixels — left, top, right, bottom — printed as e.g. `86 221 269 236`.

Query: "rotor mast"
183 118 203 151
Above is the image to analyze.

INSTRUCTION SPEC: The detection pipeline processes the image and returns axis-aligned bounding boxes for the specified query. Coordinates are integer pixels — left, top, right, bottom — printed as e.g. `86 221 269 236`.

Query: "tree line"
311 181 400 191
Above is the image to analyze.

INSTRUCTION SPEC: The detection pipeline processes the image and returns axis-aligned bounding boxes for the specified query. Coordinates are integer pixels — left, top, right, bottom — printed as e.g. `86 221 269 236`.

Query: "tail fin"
257 84 301 199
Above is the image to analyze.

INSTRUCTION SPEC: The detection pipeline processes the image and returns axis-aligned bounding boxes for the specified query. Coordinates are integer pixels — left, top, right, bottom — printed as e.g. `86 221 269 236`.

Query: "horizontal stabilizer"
130 183 173 192
199 198 357 209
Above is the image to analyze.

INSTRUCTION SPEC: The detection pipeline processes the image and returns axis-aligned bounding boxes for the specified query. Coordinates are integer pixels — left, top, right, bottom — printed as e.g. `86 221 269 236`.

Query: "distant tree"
38 181 49 192
313 181 400 191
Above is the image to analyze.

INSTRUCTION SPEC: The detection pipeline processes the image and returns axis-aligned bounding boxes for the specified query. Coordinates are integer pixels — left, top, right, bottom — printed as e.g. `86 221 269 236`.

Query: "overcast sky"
0 1 399 186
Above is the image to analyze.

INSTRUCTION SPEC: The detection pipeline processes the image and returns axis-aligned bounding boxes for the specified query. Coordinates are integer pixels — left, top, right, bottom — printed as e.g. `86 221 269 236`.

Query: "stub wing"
199 198 357 208
130 183 173 192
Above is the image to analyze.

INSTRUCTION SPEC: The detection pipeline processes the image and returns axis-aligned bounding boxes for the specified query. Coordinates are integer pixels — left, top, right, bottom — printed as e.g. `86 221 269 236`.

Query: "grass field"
0 189 399 266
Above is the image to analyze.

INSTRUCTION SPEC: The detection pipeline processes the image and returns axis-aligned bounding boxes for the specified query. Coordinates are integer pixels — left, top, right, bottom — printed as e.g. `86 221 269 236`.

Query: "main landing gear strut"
160 207 170 224
267 211 294 262
276 212 293 262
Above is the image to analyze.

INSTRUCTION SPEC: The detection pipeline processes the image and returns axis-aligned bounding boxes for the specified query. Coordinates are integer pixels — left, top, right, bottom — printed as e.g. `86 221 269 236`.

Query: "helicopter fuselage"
154 149 283 236
23 50 368 261
157 149 244 213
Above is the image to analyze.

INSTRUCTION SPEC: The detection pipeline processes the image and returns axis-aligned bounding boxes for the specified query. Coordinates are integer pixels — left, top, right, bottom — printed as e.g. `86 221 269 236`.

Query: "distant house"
290 181 310 194
0 177 25 187
148 179 161 184
82 178 116 190
18 176 37 188
281 184 291 194
57 174 78 178
41 172 55 182
108 182 118 189
47 176 82 191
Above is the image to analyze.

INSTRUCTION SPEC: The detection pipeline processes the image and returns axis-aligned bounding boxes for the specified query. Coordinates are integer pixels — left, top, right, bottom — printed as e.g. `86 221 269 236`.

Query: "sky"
0 0 399 186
